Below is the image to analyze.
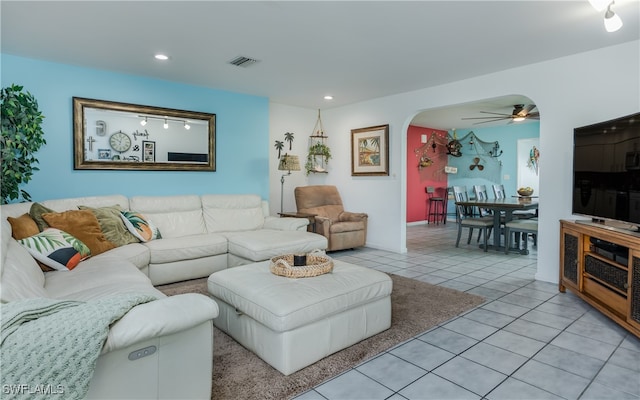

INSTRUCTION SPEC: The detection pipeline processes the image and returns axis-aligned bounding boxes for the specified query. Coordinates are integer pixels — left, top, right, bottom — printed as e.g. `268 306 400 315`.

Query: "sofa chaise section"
201 194 328 267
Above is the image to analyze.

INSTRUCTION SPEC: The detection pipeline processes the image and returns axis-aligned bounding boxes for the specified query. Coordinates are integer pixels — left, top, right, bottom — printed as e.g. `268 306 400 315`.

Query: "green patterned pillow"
18 228 91 271
78 205 140 247
120 211 162 242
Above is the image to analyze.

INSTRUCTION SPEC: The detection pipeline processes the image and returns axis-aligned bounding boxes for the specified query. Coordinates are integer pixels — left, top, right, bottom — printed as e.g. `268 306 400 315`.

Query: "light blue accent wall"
1 54 269 203
446 123 539 211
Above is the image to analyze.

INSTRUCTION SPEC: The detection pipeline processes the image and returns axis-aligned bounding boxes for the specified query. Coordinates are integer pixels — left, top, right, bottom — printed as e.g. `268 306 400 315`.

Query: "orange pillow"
7 213 40 240
42 209 116 256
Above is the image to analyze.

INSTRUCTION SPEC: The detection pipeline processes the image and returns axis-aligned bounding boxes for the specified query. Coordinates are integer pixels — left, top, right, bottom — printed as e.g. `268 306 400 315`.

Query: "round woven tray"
270 252 333 278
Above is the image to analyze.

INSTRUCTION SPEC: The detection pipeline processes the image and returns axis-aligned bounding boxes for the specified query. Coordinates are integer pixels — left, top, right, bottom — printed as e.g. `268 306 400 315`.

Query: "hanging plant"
305 141 331 174
1 84 46 203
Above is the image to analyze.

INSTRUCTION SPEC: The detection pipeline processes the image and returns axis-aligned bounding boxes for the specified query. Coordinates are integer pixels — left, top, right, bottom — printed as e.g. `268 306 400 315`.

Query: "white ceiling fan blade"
461 115 510 120
478 111 512 116
472 118 510 125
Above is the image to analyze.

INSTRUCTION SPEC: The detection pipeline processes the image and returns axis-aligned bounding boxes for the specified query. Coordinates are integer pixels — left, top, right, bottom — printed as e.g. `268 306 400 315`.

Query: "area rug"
156 274 485 400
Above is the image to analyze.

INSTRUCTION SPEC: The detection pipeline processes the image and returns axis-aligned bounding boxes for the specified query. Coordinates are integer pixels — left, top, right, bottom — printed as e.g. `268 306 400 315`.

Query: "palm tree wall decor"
274 140 284 158
284 132 294 150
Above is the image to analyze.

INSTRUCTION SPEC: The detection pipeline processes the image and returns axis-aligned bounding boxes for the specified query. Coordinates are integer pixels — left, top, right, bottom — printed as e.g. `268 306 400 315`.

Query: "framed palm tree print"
351 124 389 176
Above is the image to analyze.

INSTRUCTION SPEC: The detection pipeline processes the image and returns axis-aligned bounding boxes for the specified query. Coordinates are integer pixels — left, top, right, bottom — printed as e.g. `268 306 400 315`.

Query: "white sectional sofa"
0 193 328 399
1 193 328 285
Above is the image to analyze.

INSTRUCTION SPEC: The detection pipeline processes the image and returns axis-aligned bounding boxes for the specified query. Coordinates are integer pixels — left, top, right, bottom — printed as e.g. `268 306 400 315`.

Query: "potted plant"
1 84 46 203
305 141 331 174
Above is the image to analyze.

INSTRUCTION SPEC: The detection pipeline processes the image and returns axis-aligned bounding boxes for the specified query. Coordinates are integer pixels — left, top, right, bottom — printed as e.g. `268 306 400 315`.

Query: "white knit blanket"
0 294 155 400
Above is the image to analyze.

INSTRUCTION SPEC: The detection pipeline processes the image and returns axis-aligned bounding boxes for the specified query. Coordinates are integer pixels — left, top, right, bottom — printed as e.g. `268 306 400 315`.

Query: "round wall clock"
109 131 132 153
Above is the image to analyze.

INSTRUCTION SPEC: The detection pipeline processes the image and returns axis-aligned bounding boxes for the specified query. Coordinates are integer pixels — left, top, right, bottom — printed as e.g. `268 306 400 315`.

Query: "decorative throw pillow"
78 205 140 247
120 210 162 242
42 209 117 256
7 213 40 240
29 202 56 231
18 228 91 271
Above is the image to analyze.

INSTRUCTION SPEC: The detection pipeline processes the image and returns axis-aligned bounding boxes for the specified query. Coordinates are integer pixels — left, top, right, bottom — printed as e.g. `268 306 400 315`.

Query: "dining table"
454 197 539 252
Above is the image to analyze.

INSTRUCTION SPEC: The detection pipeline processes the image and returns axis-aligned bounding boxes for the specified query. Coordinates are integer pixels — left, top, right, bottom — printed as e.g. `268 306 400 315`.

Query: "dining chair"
452 186 494 251
472 185 493 217
452 186 476 221
488 184 509 225
492 184 506 199
504 218 538 254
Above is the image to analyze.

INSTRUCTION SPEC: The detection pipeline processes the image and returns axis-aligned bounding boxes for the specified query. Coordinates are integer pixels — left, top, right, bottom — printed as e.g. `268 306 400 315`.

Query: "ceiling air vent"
228 56 259 68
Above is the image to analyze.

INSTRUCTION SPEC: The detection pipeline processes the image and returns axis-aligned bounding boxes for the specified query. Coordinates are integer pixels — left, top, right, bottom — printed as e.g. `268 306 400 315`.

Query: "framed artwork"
142 140 155 162
97 148 111 160
351 124 389 176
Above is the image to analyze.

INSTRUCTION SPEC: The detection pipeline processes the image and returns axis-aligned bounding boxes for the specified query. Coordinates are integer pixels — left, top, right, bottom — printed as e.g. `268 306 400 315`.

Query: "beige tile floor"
295 223 640 400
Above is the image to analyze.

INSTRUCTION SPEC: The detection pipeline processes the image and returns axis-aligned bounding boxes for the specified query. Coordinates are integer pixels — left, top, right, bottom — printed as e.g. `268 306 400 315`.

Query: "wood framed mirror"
73 97 215 171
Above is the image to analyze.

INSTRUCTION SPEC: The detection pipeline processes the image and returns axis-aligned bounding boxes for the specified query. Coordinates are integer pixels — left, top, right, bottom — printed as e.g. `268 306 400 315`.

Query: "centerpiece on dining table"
517 187 534 197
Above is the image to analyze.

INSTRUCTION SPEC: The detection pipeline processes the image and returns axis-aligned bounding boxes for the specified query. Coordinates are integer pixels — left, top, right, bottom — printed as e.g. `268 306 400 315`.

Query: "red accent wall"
407 125 449 223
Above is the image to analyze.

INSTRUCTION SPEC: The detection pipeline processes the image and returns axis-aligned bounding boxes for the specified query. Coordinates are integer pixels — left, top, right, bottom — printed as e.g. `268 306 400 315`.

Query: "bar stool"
426 186 446 224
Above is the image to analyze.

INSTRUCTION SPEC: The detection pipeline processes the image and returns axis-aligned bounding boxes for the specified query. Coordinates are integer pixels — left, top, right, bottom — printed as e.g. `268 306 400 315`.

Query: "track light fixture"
604 2 623 32
589 0 623 33
138 115 192 130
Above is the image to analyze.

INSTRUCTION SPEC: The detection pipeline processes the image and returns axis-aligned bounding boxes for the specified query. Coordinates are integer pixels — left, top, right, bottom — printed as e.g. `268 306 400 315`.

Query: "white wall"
270 41 640 283
269 105 319 214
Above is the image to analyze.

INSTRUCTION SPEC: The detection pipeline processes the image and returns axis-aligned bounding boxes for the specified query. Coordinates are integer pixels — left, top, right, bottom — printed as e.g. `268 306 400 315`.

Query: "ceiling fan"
462 104 539 125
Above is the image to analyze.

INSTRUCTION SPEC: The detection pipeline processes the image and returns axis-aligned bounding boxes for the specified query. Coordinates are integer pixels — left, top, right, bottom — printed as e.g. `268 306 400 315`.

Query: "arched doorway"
406 95 540 226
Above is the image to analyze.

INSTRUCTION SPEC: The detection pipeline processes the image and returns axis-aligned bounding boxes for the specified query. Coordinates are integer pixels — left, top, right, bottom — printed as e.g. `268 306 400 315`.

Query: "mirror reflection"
73 97 216 171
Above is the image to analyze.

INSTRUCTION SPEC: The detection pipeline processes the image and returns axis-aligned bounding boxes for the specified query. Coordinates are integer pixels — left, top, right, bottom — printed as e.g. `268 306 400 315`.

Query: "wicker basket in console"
270 251 333 278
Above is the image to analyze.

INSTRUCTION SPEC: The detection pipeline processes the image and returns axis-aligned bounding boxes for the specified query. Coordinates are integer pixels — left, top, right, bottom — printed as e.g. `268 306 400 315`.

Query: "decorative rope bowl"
270 251 333 278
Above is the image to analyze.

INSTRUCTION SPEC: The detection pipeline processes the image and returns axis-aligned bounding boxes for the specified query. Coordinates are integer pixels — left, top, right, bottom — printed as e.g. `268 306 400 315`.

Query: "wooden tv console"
560 220 640 338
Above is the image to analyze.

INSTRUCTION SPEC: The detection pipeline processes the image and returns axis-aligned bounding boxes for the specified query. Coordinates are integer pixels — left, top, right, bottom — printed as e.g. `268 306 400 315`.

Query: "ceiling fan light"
604 7 623 32
588 0 612 12
512 116 526 122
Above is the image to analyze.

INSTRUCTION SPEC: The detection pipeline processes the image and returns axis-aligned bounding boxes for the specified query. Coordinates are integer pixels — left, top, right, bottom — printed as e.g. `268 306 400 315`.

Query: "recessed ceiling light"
154 54 169 61
324 95 333 100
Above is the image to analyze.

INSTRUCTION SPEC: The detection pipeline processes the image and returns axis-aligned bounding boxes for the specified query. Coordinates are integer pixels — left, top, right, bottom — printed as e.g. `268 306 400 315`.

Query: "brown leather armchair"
294 185 368 251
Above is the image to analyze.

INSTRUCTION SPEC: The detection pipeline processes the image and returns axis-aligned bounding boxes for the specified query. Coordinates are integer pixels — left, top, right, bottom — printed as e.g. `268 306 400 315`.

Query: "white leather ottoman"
207 259 392 375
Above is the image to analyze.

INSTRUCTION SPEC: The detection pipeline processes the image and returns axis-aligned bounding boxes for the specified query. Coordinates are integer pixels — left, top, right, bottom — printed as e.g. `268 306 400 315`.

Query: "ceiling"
410 94 537 130
2 1 639 129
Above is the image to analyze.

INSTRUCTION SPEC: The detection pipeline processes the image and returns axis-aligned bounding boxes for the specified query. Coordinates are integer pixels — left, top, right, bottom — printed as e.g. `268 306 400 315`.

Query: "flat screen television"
572 112 640 233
